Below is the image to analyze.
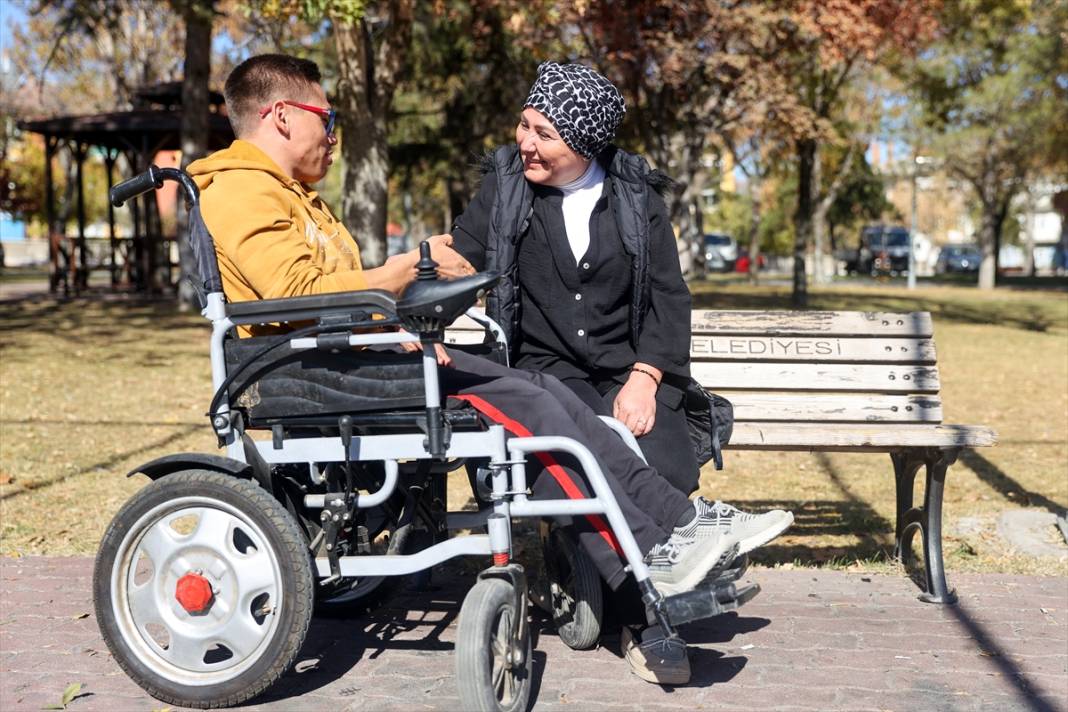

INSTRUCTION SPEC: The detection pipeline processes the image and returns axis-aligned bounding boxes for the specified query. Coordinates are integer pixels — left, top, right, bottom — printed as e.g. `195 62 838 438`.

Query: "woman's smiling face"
515 107 590 187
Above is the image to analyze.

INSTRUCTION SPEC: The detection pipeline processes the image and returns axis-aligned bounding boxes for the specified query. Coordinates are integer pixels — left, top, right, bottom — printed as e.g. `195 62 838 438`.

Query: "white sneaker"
645 531 740 597
693 498 794 554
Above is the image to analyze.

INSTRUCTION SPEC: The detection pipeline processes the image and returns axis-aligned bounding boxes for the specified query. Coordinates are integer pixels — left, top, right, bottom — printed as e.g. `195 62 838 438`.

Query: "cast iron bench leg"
892 447 960 604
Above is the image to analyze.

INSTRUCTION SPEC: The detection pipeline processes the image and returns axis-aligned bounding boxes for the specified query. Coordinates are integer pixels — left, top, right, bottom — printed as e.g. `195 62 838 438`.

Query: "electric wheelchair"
92 167 757 711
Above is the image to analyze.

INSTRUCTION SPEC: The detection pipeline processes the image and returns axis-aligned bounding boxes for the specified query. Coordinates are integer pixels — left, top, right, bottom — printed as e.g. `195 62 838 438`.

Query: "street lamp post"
909 167 918 290
909 155 934 290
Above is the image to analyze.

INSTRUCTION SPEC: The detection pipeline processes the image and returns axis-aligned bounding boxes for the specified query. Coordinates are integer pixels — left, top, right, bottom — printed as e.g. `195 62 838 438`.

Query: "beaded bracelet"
630 366 661 387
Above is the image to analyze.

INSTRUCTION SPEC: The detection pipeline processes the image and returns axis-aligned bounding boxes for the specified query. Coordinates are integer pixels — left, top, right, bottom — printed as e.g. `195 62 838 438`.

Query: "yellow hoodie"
186 140 369 331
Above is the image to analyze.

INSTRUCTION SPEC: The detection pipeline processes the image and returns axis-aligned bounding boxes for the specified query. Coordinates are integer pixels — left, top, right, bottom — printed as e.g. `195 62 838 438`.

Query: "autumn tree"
908 0 1067 289
780 0 938 306
4 0 186 246
563 2 801 241
388 1 546 236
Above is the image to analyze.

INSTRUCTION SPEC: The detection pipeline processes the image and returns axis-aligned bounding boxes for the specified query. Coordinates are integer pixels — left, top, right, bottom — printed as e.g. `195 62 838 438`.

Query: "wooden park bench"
446 309 997 604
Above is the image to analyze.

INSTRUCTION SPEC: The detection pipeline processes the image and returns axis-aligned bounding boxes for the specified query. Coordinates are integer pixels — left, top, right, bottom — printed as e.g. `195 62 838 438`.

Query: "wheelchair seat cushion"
224 338 427 421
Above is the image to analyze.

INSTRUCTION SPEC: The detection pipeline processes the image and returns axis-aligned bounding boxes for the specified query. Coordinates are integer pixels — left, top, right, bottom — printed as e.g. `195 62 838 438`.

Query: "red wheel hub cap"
175 572 214 613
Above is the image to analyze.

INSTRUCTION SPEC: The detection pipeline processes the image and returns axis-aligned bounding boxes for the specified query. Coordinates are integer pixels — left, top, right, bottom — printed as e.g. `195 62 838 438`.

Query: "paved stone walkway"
1 557 1065 711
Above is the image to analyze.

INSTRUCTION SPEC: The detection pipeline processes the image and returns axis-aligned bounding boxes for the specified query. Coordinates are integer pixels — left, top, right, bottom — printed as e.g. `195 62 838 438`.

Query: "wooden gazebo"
18 83 233 295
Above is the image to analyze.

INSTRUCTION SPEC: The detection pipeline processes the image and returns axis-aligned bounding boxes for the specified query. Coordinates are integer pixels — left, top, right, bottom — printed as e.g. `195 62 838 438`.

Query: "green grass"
1 283 1066 579
0 267 50 284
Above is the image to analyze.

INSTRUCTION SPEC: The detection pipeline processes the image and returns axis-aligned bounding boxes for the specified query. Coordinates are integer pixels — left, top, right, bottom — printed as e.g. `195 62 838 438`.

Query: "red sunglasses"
259 100 337 136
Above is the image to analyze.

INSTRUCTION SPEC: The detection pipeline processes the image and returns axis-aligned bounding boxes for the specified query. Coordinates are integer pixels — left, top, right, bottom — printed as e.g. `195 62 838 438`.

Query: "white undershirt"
559 160 606 264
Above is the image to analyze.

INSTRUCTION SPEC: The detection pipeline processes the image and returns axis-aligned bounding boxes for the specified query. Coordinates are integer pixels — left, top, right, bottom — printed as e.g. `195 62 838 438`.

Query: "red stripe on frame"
452 393 623 555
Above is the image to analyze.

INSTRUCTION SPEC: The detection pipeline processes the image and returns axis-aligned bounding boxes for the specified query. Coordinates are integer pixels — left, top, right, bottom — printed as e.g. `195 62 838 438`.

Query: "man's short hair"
224 54 322 137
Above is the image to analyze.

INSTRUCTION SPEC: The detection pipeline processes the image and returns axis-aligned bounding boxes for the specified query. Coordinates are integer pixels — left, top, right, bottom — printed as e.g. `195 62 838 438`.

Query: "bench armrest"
225 288 398 322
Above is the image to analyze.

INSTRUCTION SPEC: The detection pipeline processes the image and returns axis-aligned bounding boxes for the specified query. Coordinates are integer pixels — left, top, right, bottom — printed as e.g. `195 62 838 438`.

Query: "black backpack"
684 380 734 470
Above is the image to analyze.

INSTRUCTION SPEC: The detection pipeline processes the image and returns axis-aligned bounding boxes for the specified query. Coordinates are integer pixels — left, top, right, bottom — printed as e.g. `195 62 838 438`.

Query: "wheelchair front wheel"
456 578 532 712
93 470 313 708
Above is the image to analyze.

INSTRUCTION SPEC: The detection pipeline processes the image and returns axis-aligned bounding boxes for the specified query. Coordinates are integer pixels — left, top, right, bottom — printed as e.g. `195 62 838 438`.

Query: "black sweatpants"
440 348 693 590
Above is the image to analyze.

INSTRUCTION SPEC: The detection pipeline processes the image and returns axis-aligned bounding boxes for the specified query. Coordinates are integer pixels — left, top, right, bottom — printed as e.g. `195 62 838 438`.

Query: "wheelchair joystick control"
415 240 439 281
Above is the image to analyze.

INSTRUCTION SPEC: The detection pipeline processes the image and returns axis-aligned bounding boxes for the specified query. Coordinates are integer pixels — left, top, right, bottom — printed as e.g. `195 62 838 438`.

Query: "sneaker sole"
700 553 749 588
652 541 740 597
737 511 794 554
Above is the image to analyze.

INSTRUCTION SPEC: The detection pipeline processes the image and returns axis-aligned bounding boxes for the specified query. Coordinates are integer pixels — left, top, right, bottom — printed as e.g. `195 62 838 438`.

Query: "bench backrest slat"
691 362 940 393
690 335 936 363
729 393 942 423
691 310 933 337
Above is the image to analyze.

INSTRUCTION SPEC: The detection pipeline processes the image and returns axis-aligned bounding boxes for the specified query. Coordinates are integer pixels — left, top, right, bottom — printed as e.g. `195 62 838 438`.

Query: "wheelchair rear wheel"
93 470 313 708
543 522 603 650
455 578 532 712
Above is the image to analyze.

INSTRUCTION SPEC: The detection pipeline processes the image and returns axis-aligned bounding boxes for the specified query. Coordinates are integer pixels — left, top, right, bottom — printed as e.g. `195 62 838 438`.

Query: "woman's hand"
613 367 661 437
398 337 453 367
425 234 476 280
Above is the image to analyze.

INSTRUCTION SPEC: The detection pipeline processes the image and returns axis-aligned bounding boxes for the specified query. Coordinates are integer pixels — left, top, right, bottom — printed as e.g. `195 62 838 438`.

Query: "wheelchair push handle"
110 165 200 208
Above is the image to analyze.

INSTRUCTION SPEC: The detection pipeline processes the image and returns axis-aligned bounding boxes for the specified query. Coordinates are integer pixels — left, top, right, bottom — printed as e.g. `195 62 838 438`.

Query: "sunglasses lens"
326 110 336 136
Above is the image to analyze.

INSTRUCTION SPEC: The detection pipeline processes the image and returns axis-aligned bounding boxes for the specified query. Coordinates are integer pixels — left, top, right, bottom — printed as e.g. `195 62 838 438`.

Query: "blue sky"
0 1 26 58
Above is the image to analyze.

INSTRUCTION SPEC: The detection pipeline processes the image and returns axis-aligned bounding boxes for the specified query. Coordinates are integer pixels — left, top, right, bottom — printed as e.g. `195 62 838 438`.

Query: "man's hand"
426 234 476 279
613 365 662 437
398 338 453 366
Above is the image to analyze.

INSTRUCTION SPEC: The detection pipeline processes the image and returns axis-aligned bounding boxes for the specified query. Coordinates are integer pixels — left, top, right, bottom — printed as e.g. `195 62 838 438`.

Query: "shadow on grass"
959 449 1068 515
0 293 204 342
0 423 201 501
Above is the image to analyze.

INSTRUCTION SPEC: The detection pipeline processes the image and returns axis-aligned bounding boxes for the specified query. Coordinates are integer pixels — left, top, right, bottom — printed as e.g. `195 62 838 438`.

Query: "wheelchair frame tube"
463 307 510 367
302 459 398 510
288 331 420 349
315 536 493 577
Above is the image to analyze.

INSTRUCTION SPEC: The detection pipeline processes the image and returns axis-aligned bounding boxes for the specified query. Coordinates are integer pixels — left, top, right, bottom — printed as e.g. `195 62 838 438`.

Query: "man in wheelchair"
185 54 792 684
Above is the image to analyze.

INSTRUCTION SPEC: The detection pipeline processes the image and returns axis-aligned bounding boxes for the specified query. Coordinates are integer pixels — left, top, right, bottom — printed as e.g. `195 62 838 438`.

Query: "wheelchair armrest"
226 288 398 321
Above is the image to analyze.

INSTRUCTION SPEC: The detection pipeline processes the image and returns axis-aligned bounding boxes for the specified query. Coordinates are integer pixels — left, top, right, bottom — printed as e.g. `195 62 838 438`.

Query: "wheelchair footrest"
662 582 760 627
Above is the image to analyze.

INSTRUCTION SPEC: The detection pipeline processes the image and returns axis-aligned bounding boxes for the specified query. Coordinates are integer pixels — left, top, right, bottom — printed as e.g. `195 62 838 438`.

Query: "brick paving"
1 556 1065 712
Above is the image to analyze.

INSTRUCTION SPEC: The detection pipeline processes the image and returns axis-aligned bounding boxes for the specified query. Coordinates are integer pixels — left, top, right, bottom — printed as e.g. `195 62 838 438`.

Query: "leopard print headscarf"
523 62 626 159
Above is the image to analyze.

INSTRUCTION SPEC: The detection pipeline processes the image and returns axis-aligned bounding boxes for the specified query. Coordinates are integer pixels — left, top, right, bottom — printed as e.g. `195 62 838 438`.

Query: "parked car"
734 248 766 273
702 233 738 273
842 225 911 276
935 244 982 274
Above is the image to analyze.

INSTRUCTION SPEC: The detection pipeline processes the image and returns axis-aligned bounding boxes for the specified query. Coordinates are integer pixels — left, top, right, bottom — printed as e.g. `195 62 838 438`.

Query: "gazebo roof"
134 81 226 109
18 109 234 153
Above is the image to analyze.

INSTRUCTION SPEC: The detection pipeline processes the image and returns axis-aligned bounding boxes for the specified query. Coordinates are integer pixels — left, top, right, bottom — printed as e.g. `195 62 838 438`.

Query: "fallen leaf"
71 613 90 620
62 682 82 706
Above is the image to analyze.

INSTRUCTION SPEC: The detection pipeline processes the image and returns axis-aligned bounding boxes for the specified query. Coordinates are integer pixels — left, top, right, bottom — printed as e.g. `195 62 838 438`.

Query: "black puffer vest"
480 144 668 355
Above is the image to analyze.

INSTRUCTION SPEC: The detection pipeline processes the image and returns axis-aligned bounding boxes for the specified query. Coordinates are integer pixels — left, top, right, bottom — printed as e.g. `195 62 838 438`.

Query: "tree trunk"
1023 188 1036 277
177 0 213 308
793 138 815 308
335 20 388 267
333 4 413 269
977 199 999 290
